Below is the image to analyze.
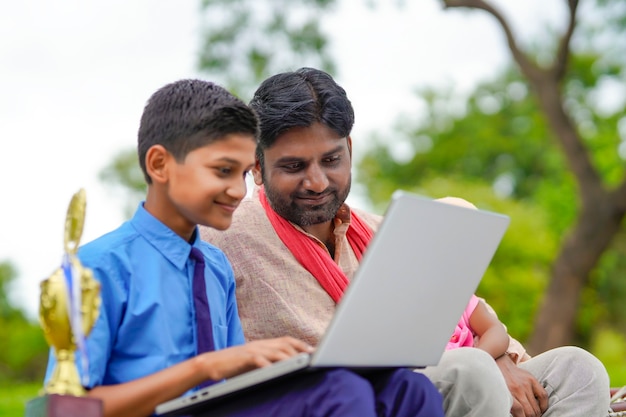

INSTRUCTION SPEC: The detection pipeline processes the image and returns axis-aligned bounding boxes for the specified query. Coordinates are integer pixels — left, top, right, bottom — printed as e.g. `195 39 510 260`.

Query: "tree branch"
442 0 604 201
552 0 579 81
611 178 626 213
442 0 541 82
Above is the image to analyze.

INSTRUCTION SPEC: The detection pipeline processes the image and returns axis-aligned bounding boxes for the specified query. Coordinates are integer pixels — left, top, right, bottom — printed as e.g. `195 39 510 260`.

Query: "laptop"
155 190 510 416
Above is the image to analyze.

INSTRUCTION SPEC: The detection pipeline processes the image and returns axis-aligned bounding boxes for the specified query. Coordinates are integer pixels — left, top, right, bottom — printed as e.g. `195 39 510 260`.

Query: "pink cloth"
258 186 373 303
446 294 480 350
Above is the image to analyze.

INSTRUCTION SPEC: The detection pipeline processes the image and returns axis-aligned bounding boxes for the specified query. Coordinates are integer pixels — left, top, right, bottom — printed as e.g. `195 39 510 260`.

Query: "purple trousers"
196 368 443 417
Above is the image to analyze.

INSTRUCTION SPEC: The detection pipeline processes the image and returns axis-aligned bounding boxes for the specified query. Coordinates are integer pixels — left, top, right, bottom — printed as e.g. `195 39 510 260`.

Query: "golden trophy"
25 189 103 417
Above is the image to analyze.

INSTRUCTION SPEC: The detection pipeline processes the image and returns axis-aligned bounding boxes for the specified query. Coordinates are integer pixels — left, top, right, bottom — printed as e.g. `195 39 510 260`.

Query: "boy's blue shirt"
44 202 245 388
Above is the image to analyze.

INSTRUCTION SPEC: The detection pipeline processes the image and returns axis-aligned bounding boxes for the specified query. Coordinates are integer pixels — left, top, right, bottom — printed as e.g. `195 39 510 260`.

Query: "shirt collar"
130 202 198 271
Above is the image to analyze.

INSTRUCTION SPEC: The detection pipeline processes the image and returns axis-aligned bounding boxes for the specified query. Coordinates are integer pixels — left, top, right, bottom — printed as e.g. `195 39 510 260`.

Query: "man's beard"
263 175 351 227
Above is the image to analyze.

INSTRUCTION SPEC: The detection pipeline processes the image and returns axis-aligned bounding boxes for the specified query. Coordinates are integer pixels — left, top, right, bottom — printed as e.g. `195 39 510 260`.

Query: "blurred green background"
3 0 626 415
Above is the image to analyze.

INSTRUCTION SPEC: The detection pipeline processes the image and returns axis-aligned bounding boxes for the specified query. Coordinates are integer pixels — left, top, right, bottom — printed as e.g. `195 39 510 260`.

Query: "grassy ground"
0 382 41 416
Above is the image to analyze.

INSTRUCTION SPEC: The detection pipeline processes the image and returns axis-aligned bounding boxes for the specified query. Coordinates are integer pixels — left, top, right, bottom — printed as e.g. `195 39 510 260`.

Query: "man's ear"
347 136 353 159
145 145 170 184
252 158 263 185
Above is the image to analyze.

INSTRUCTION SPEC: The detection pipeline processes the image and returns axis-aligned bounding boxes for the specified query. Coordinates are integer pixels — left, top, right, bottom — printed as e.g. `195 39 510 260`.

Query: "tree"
195 0 626 353
100 0 340 205
99 149 146 218
198 0 339 99
435 0 626 354
101 0 626 355
0 261 48 382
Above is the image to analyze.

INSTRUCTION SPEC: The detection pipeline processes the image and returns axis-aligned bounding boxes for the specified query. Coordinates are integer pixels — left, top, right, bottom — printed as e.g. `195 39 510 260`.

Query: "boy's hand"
199 336 314 381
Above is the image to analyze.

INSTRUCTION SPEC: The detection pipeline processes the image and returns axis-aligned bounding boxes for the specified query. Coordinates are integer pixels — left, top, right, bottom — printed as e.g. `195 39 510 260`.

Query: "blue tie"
190 247 217 388
189 247 215 355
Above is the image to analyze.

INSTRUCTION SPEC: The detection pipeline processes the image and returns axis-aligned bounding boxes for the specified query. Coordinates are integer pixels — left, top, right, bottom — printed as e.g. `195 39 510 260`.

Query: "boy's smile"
146 133 256 239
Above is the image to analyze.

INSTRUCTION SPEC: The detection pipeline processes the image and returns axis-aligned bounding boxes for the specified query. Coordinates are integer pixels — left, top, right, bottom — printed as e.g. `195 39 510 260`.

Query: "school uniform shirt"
44 202 245 388
200 187 529 364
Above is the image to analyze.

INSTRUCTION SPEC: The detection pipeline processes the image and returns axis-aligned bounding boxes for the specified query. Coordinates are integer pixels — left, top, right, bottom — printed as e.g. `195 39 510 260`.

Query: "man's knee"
420 348 512 416
519 346 611 416
525 346 609 394
437 348 505 386
552 346 607 377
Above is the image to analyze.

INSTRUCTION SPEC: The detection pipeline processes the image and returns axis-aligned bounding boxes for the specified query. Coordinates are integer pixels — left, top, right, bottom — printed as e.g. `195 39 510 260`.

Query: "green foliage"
591 327 626 386
580 232 626 342
0 320 48 383
198 0 338 99
356 49 626 347
0 262 20 320
0 382 41 416
99 148 146 219
563 52 626 188
580 0 626 55
100 0 346 206
97 0 626 375
0 261 48 384
358 68 572 207
376 178 555 343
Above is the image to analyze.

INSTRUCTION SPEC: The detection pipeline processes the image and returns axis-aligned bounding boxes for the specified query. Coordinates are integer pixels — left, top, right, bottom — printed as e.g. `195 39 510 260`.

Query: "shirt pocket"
212 324 229 348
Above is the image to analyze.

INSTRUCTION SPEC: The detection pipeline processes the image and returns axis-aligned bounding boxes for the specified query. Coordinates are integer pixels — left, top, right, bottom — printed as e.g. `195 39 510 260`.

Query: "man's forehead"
275 122 343 140
267 137 348 160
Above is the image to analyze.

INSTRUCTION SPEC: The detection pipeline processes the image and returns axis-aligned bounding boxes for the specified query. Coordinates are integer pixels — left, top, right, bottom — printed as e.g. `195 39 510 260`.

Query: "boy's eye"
215 167 232 176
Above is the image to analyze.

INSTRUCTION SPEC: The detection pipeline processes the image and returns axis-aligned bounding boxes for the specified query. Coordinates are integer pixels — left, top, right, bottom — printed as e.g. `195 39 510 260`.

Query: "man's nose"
302 164 329 193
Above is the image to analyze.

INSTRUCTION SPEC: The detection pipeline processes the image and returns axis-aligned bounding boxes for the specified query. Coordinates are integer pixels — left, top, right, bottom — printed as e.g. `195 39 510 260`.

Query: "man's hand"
199 336 314 381
496 353 548 417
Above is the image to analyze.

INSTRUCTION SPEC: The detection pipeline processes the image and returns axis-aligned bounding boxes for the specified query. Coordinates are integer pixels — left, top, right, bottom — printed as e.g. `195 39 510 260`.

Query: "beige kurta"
200 187 529 362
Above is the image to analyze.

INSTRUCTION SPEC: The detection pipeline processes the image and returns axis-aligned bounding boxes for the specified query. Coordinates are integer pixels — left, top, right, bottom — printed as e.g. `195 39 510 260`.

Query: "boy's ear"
252 158 263 185
145 145 170 184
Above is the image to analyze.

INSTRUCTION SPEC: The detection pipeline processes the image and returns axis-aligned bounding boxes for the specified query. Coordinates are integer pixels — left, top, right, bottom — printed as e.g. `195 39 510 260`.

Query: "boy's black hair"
248 67 354 169
138 79 259 184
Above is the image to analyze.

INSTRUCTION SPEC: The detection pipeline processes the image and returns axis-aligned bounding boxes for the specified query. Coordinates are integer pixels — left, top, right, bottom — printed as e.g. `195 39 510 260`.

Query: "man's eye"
283 163 302 171
324 155 341 164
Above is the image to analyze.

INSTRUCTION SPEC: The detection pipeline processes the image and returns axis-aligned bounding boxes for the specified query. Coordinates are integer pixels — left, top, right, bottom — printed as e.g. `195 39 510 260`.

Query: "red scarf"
259 187 374 303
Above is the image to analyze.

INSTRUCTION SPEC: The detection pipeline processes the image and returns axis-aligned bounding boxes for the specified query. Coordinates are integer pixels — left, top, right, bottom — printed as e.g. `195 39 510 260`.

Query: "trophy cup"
25 189 103 417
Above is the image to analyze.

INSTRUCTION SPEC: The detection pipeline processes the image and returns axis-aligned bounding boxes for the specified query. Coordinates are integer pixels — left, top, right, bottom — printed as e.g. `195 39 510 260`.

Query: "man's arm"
478 298 547 416
496 349 548 417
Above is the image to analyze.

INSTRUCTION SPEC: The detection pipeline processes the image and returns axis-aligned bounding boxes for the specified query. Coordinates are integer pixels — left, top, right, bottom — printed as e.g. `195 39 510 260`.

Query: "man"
200 67 610 417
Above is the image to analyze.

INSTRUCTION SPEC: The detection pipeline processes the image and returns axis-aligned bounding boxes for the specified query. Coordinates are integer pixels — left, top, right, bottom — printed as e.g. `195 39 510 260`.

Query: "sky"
0 0 564 318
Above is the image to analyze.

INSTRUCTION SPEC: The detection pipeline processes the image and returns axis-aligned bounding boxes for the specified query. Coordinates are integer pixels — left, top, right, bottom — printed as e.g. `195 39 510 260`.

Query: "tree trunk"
441 0 626 352
528 198 625 354
522 72 620 353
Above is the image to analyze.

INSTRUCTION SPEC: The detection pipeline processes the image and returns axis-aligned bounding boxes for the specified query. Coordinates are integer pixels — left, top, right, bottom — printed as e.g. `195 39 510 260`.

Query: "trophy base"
25 394 103 417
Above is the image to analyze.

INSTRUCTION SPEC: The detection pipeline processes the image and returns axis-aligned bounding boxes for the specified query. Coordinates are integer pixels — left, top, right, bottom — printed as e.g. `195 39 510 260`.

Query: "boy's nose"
228 177 248 200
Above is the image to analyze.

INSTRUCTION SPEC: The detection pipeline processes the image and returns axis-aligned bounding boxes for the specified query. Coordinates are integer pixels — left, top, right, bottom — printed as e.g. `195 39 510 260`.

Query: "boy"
44 79 443 417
